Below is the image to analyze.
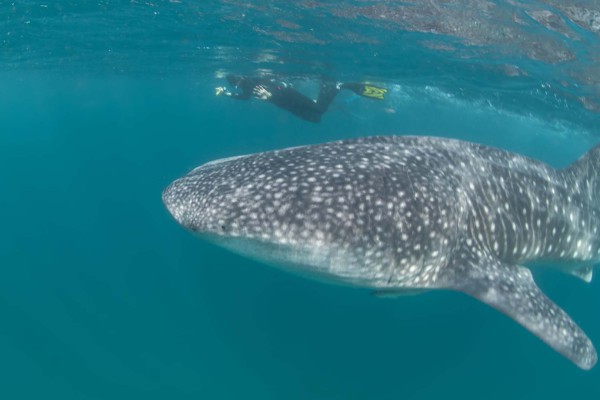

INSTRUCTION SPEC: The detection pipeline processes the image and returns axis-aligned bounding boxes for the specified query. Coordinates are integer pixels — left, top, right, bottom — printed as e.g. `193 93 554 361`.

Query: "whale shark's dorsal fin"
563 142 600 201
443 242 597 370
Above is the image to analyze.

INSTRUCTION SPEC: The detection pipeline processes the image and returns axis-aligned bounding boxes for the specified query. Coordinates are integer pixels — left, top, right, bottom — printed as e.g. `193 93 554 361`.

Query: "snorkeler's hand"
215 86 229 96
253 85 272 100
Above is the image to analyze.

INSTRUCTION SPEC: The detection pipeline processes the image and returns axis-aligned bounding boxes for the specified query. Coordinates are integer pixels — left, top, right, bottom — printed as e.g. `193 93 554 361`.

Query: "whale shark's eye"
220 224 229 232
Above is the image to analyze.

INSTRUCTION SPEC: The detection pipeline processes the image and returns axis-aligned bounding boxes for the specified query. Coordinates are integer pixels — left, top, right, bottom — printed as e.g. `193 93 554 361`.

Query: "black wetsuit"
227 77 339 123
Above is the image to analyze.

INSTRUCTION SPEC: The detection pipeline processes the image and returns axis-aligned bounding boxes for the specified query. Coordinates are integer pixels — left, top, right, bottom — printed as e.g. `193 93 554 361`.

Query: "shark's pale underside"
163 135 600 369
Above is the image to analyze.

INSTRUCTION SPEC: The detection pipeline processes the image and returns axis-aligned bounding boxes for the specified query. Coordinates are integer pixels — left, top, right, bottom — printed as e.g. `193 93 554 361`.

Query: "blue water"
1 1 599 399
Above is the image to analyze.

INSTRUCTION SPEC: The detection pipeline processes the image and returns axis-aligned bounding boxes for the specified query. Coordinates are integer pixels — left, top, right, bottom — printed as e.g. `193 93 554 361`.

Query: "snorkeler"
215 75 387 123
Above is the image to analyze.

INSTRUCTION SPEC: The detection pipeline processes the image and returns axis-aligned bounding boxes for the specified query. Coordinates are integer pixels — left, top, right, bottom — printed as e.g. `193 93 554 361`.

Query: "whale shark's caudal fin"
444 242 597 370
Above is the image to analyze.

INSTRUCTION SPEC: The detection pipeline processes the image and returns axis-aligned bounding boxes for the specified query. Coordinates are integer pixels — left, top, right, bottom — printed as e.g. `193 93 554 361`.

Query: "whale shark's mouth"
199 232 381 287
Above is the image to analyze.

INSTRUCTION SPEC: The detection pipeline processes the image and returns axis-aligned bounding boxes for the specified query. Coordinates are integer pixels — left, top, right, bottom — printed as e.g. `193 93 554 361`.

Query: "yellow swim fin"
342 82 387 100
360 84 387 100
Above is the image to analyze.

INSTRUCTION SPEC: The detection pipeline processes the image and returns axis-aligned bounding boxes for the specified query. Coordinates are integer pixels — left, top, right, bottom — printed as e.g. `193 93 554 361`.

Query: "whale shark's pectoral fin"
445 248 597 370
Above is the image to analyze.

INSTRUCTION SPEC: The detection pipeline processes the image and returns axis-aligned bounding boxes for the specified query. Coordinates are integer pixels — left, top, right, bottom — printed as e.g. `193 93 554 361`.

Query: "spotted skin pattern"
163 135 600 370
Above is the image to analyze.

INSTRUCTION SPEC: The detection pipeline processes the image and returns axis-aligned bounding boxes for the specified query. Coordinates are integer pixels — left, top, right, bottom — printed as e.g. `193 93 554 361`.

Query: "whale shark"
162 135 600 369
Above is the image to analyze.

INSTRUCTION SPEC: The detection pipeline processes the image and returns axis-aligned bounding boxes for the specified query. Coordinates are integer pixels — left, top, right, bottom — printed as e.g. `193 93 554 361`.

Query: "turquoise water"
1 1 600 399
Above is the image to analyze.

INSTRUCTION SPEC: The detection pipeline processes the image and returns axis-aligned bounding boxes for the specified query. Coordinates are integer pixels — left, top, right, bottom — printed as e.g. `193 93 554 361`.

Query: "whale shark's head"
162 148 359 276
161 142 399 284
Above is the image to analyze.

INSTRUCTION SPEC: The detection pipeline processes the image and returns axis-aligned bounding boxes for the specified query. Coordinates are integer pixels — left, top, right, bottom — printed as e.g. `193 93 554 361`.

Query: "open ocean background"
1 1 600 399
